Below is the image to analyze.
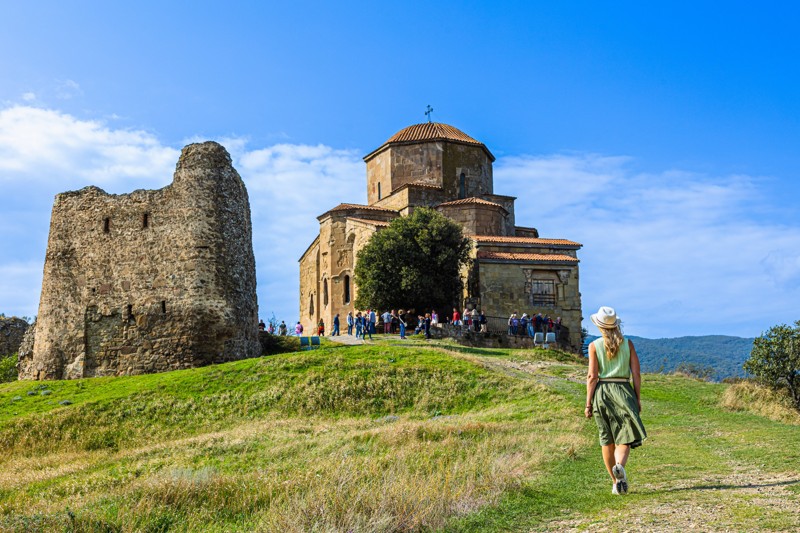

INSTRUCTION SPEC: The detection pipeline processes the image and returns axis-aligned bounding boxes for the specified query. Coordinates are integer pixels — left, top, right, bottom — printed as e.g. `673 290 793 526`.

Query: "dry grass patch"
720 381 800 425
0 406 586 532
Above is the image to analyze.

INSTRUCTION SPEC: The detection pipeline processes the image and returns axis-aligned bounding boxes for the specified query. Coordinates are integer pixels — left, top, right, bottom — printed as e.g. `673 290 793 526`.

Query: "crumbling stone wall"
19 142 260 380
0 317 29 356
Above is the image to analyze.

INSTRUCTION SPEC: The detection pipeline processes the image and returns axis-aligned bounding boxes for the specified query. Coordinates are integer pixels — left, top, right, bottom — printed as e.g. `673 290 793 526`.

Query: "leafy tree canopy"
354 208 471 314
744 321 800 410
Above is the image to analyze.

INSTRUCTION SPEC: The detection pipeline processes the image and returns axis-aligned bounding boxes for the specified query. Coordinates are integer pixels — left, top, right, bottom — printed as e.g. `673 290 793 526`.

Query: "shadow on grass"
662 478 800 493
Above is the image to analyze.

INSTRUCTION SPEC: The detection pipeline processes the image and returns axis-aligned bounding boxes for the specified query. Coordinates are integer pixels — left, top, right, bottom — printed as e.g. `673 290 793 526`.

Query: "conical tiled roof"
386 122 483 145
364 122 494 161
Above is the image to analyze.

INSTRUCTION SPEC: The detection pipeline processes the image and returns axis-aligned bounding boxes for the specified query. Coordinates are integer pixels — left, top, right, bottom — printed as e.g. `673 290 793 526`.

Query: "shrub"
744 321 800 411
258 333 300 355
0 353 17 383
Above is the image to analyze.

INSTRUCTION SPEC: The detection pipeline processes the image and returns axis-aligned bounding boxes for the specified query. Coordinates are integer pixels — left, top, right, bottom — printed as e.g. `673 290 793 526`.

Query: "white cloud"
236 143 365 322
495 155 800 337
0 106 177 189
21 92 36 102
2 104 798 338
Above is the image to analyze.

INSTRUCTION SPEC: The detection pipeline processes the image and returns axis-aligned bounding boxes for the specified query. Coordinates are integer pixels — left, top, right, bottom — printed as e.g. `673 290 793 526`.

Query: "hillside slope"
0 339 797 532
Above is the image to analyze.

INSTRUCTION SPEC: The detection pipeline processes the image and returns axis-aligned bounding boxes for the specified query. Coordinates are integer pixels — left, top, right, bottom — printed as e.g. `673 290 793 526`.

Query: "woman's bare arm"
586 342 599 418
629 339 642 413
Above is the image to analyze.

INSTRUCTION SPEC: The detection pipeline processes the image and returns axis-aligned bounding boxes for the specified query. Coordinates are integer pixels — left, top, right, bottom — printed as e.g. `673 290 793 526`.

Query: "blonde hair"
600 325 625 360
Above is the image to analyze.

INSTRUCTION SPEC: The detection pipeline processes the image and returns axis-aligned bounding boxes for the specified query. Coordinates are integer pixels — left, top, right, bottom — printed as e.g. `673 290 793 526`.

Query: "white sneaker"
611 482 620 495
612 464 628 494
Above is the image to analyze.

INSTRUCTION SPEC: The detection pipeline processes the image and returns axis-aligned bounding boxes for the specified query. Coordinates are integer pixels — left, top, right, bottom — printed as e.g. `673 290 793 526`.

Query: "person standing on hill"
369 309 377 336
585 306 647 496
355 312 364 339
398 309 407 339
332 314 340 336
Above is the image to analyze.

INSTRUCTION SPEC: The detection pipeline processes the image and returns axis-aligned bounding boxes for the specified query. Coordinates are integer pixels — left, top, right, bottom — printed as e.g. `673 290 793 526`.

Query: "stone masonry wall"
19 142 260 380
437 204 506 236
0 317 29 356
477 261 582 352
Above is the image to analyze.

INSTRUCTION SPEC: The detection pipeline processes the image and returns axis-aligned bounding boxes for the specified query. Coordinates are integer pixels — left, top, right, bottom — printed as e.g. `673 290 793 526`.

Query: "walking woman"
585 306 647 495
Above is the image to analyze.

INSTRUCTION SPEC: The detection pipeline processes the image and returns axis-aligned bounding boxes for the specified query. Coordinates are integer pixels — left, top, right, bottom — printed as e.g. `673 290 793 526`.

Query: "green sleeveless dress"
591 337 647 447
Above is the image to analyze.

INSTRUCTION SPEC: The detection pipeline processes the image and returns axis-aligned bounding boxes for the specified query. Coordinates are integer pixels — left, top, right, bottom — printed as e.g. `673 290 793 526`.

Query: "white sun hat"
590 306 620 329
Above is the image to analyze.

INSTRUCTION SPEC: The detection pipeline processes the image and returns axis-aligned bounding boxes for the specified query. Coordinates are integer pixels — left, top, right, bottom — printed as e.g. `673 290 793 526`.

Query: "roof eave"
363 139 496 163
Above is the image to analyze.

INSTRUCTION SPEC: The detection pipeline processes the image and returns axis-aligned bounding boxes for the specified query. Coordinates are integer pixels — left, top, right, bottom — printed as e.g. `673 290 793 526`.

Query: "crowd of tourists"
257 308 560 341
505 312 562 338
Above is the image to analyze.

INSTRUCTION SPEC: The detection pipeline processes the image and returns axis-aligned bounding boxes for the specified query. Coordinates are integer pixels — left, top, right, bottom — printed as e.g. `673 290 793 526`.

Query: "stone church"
299 122 583 350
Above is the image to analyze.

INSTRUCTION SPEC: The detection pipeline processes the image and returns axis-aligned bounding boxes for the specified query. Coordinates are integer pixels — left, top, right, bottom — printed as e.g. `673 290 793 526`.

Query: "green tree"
744 321 800 410
354 208 471 314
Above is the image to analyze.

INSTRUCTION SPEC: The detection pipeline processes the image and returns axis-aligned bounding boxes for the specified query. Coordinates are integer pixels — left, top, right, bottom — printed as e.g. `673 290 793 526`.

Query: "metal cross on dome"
425 105 433 123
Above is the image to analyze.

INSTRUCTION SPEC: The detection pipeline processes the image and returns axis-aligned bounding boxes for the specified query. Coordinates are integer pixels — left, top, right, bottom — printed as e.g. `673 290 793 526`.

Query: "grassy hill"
0 339 798 532
586 335 755 381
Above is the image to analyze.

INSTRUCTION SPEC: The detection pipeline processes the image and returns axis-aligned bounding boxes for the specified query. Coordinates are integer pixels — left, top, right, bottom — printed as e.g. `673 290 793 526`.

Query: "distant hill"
584 335 755 381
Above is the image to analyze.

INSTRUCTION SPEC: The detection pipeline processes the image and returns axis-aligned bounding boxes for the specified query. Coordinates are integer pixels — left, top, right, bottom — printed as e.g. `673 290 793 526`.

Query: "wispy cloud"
496 155 800 336
1 105 798 337
55 79 83 100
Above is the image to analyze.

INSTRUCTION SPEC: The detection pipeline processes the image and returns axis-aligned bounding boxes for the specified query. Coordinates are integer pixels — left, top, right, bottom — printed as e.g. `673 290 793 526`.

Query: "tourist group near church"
262 308 563 343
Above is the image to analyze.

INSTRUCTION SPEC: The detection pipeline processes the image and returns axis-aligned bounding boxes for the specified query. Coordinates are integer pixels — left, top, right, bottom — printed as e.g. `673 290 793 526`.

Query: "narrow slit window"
377 182 382 200
161 300 166 314
103 217 110 233
126 304 133 319
142 213 149 229
459 173 466 199
343 275 351 304
323 279 329 307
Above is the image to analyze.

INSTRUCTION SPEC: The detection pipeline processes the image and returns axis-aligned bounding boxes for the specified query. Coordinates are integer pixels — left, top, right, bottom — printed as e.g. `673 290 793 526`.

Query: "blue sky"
1 1 799 338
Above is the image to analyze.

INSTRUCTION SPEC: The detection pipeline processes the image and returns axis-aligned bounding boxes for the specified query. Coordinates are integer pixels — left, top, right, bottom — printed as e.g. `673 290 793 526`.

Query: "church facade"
299 122 583 351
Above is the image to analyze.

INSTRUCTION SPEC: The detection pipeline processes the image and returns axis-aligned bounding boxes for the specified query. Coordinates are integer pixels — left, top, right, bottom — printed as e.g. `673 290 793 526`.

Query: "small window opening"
459 173 466 199
377 182 382 200
142 213 149 229
309 294 315 315
530 280 556 306
126 304 133 320
343 275 351 304
161 300 166 314
103 217 110 233
323 279 329 307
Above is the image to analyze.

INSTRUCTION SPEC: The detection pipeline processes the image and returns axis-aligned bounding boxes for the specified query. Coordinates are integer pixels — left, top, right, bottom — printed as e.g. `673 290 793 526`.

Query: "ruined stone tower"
19 141 260 380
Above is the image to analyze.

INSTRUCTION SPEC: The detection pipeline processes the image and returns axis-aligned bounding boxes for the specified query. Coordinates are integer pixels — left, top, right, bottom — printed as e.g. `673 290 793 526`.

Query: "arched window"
343 275 351 304
459 173 466 199
323 279 329 307
378 182 382 200
309 294 315 316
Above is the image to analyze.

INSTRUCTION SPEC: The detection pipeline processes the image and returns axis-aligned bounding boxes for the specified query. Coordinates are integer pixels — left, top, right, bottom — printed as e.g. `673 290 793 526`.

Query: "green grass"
0 338 798 532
